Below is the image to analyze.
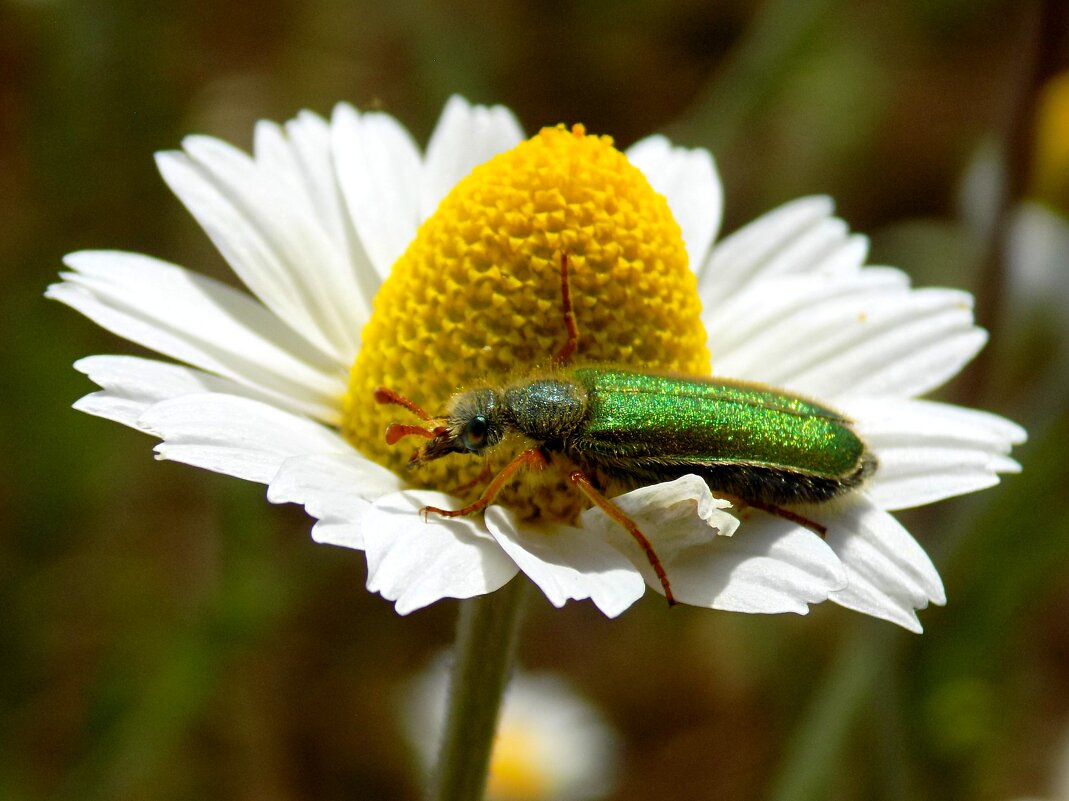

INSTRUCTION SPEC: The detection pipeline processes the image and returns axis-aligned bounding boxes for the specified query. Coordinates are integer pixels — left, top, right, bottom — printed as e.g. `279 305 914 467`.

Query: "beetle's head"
374 385 507 468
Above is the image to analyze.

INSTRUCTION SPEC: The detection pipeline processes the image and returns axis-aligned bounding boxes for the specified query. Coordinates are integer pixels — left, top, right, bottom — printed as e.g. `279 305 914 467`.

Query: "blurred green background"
4 0 1069 799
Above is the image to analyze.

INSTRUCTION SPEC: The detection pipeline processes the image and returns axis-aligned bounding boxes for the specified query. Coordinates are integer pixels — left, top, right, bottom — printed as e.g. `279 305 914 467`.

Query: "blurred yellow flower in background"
1033 70 1069 213
402 655 620 801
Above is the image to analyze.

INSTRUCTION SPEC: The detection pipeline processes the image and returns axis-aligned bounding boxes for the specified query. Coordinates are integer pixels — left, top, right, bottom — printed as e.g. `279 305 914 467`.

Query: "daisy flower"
48 96 1024 632
403 655 619 801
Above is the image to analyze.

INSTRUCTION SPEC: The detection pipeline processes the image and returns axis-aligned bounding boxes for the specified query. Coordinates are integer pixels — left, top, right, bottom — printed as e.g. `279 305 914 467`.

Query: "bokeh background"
4 0 1069 799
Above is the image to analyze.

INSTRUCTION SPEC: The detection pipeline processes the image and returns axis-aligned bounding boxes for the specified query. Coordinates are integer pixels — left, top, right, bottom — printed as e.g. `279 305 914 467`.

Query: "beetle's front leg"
421 447 549 520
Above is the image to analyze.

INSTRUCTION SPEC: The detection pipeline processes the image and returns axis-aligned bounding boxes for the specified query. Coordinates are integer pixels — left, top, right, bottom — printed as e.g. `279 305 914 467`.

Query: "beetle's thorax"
503 378 588 442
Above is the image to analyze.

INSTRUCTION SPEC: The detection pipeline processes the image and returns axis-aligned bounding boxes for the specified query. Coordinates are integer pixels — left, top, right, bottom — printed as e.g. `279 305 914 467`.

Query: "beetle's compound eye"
461 415 489 452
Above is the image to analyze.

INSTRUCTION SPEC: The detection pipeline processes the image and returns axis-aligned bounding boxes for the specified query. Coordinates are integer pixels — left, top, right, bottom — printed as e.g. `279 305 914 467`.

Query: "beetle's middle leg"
569 470 677 606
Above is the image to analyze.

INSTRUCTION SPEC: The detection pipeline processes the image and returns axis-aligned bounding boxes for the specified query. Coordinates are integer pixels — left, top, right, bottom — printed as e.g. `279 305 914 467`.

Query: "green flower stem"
432 578 529 801
769 621 896 801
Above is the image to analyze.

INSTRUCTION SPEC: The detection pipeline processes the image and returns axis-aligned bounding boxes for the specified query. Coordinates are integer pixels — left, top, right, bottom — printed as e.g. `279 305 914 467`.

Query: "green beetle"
376 253 875 604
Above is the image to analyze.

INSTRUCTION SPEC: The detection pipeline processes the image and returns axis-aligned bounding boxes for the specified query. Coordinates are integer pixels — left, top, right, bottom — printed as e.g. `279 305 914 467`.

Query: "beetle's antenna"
375 386 447 445
552 251 580 366
374 386 434 421
385 423 439 445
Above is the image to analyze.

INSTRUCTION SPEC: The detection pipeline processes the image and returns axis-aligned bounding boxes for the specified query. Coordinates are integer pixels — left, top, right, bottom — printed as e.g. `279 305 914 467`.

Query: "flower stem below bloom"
432 578 529 801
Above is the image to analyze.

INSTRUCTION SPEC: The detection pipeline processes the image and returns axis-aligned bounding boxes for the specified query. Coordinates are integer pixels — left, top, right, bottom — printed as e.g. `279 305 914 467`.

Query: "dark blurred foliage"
3 0 1069 799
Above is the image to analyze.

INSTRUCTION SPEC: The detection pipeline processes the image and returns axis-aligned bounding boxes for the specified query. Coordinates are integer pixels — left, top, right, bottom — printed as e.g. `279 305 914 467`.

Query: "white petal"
157 139 366 360
254 111 382 333
825 493 946 633
626 136 723 270
670 519 847 614
363 491 519 614
842 397 1025 510
49 251 346 424
421 95 525 219
485 507 645 618
581 476 846 614
267 452 406 550
699 196 868 301
254 112 350 258
332 104 422 280
708 267 908 374
708 267 988 399
138 393 350 484
72 354 279 429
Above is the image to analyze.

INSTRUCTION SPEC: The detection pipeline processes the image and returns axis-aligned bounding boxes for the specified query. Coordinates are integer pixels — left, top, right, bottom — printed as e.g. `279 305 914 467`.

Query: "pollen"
343 124 710 520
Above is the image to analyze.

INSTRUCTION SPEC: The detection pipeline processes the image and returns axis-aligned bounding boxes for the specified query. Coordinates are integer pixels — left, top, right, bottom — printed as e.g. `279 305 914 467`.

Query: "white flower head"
402 655 620 801
48 96 1025 631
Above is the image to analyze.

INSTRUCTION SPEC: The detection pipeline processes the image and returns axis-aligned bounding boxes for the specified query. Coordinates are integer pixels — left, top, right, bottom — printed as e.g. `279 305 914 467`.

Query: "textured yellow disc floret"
344 124 710 520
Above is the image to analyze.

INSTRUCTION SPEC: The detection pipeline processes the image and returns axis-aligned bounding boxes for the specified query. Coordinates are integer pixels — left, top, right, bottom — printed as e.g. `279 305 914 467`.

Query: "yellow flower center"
485 725 550 801
344 124 710 521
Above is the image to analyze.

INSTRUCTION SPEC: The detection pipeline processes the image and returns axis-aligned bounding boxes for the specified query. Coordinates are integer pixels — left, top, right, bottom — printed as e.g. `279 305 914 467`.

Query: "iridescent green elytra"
377 252 875 603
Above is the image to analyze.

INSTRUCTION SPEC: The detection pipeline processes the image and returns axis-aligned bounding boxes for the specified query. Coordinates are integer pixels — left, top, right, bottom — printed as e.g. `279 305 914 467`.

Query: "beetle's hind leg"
569 470 677 606
727 495 828 538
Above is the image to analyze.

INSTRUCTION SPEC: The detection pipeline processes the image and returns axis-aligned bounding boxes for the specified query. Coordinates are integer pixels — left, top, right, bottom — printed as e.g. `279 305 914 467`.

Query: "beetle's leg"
552 251 580 366
422 447 549 520
569 471 677 606
727 495 827 539
446 460 495 497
